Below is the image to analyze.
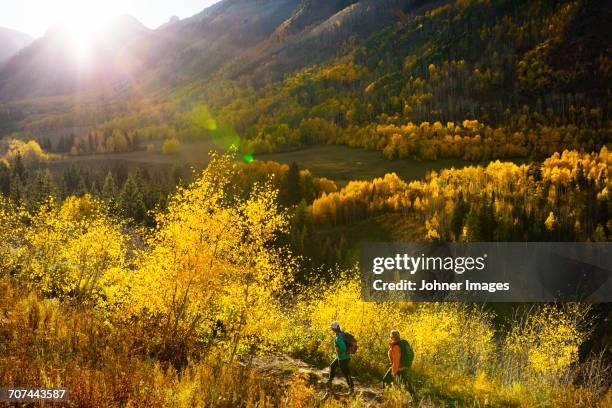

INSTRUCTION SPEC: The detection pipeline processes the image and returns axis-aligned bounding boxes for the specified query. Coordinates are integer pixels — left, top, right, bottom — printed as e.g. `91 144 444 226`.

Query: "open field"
256 146 475 185
42 142 477 185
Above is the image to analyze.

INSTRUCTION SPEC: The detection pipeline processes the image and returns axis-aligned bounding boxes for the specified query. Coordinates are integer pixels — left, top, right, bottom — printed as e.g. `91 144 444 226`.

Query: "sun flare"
51 0 122 60
61 20 101 59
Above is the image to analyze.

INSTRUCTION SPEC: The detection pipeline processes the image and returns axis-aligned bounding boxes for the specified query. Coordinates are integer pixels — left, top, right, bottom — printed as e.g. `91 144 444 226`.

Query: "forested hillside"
1 0 608 164
214 0 611 159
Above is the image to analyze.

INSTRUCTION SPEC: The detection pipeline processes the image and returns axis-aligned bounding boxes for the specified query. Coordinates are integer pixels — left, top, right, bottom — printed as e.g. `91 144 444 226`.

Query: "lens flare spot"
243 153 254 163
190 105 217 131
211 122 240 150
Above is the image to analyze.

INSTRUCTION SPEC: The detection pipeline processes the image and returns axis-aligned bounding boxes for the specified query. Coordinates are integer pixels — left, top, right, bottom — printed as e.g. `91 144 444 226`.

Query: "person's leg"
397 370 408 388
339 359 352 391
328 358 339 384
382 367 394 388
403 370 415 394
339 359 354 391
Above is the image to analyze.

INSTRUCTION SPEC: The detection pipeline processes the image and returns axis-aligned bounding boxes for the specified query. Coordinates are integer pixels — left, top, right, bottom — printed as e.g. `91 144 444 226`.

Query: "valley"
44 141 475 185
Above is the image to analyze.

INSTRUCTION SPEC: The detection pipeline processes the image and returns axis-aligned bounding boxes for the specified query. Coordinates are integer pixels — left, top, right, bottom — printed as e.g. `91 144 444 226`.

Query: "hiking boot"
322 382 333 400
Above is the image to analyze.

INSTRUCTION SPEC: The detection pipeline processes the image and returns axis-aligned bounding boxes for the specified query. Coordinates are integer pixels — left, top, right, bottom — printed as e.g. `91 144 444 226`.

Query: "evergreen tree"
11 152 26 181
9 173 25 204
476 194 496 241
119 173 146 222
62 165 81 195
27 169 56 209
451 191 470 241
115 164 129 186
0 162 10 196
465 207 480 242
102 171 119 212
287 161 301 205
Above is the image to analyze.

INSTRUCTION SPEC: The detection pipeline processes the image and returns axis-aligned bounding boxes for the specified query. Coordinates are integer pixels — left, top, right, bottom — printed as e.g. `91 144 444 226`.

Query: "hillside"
0 1 607 165
0 26 32 65
209 0 611 160
0 15 149 100
224 0 412 82
0 0 304 100
0 0 419 101
0 148 610 407
0 1 610 407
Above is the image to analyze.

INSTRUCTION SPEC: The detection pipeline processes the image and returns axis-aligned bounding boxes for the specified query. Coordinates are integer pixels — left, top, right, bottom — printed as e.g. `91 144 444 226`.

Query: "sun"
53 1 121 61
62 20 101 59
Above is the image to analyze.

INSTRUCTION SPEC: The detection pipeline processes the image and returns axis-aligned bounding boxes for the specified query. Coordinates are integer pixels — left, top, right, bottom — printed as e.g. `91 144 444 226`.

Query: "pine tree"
102 171 119 211
62 165 81 196
9 173 25 204
465 207 480 242
477 194 496 241
11 152 26 181
27 169 56 209
0 162 10 196
287 161 301 205
451 191 470 241
119 173 146 222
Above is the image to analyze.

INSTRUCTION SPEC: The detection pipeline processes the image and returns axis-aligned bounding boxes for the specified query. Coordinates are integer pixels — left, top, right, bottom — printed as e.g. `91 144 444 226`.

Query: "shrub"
161 137 181 154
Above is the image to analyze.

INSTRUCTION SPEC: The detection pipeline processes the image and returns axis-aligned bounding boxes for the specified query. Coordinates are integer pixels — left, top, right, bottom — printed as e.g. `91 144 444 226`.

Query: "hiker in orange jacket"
382 330 412 387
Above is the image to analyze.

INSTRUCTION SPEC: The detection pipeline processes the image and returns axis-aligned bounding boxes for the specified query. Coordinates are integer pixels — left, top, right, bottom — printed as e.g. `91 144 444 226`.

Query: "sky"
1 0 221 38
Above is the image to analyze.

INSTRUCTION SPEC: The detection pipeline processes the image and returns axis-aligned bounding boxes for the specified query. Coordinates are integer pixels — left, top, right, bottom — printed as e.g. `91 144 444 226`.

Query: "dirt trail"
248 354 390 406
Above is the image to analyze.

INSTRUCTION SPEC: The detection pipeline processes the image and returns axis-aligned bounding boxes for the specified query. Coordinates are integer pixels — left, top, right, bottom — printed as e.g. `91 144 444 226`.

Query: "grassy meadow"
39 141 476 186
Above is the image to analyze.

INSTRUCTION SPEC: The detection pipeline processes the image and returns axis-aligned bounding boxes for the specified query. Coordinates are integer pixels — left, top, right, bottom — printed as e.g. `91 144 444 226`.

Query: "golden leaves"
16 194 128 305
126 151 294 350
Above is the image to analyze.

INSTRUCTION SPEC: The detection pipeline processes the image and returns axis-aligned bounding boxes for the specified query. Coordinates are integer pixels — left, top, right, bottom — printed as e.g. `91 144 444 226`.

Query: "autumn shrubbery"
161 137 181 154
0 151 610 407
0 278 299 407
0 139 60 164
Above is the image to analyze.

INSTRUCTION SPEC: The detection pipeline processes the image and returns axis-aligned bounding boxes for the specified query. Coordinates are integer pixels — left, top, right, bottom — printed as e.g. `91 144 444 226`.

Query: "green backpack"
398 339 414 369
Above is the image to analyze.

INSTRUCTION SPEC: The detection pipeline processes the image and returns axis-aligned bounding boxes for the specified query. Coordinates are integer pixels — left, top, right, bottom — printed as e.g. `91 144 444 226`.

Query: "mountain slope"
0 0 305 100
139 0 302 87
0 27 32 65
225 0 428 82
0 0 609 163
0 15 149 100
203 0 611 160
0 0 415 99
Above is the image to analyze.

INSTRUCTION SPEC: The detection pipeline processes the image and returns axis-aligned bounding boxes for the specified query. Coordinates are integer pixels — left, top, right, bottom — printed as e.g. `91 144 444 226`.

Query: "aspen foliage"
311 148 610 241
161 137 181 154
20 194 127 305
0 139 60 164
125 151 295 356
505 305 589 379
0 197 25 273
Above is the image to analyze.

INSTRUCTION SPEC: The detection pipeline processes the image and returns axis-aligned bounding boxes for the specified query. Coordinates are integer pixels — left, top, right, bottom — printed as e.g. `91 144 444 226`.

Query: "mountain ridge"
0 15 150 100
0 26 33 66
0 0 415 100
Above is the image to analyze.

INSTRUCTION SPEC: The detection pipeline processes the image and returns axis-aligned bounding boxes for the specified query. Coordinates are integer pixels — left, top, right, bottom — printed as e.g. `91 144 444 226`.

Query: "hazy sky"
1 0 221 38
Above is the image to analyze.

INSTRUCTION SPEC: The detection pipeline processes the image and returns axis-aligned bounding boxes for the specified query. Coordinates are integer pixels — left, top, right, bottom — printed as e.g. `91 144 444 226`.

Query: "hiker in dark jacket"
383 329 413 388
326 321 354 395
